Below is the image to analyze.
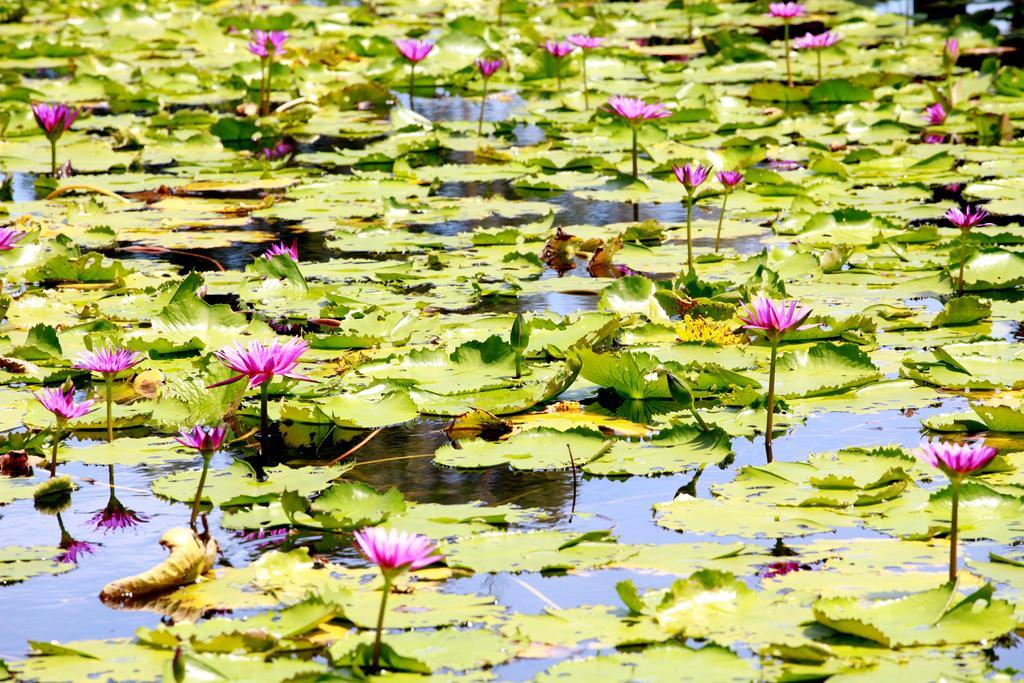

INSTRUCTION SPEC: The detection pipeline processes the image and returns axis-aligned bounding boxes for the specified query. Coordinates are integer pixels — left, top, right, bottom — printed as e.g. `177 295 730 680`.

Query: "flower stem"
949 478 960 582
581 52 590 111
371 576 393 672
685 194 694 272
631 127 638 180
259 381 270 441
715 192 729 252
817 50 822 83
49 422 63 477
50 140 58 178
409 64 416 112
477 78 489 137
957 230 967 297
555 59 562 93
514 352 523 379
105 374 114 443
190 452 212 530
765 340 779 456
784 22 792 87
497 0 503 26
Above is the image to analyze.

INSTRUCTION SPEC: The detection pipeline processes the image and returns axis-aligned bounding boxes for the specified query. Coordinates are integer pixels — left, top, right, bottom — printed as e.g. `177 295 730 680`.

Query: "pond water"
3 0 1024 680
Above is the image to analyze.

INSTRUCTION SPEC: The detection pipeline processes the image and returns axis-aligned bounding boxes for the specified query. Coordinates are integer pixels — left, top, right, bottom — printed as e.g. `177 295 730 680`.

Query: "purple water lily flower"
35 386 94 422
916 439 996 581
946 205 991 296
793 31 840 81
175 425 228 455
767 3 805 86
262 140 294 161
475 58 504 137
90 495 147 533
248 30 288 58
674 163 713 271
395 39 434 112
542 40 575 94
74 346 143 443
568 36 602 109
0 227 26 252
355 526 443 671
262 240 299 261
32 102 78 177
924 102 947 126
607 95 670 122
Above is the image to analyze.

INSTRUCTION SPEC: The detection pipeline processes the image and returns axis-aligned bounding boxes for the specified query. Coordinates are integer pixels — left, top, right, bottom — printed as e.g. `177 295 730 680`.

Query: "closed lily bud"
510 313 530 352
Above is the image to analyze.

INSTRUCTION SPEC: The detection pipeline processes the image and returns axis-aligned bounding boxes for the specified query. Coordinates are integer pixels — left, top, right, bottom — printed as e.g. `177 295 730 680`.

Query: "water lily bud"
510 313 530 352
666 372 695 410
172 647 186 682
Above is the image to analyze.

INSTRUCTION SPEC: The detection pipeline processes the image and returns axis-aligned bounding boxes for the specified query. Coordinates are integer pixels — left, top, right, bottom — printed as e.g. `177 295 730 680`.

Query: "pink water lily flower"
916 439 996 478
768 2 805 19
209 338 314 389
90 496 147 533
673 162 712 192
355 527 443 576
56 537 95 564
31 103 78 141
568 34 603 49
248 30 288 58
945 205 989 230
35 386 95 422
607 96 670 123
356 526 443 671
73 347 144 376
395 38 434 63
916 438 996 581
945 37 959 63
0 227 26 251
263 240 299 261
262 140 294 161
542 40 575 58
924 102 947 126
717 170 744 189
175 425 229 454
793 31 840 50
476 57 503 79
738 295 814 337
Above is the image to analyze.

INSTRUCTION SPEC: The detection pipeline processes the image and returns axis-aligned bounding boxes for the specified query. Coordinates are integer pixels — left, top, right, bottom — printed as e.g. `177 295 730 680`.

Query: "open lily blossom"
73 347 143 376
568 34 603 49
263 240 299 261
0 227 26 251
262 140 294 161
674 163 712 271
395 39 434 112
542 39 574 59
793 31 840 50
924 102 947 125
175 425 229 454
768 3 804 86
916 439 997 581
394 38 434 62
714 170 744 251
739 295 814 458
476 58 503 136
35 386 95 422
946 205 989 230
248 30 288 58
767 2 805 18
210 338 313 389
607 95 670 122
739 295 813 338
74 346 143 442
355 526 443 672
32 102 78 177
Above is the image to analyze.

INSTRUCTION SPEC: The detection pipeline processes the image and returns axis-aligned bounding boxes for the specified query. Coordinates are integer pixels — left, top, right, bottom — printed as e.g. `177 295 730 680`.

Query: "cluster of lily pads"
3 0 1024 680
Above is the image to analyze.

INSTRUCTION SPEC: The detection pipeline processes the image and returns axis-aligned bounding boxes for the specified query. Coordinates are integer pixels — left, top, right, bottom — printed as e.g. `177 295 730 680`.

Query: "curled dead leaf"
100 527 218 601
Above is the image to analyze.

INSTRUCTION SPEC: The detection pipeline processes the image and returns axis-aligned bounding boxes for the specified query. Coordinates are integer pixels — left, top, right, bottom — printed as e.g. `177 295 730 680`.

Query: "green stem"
497 0 503 26
715 192 729 252
514 352 523 379
766 341 778 451
105 374 114 443
409 63 416 112
686 0 692 41
631 127 638 180
50 140 57 178
817 49 822 83
581 52 589 111
949 479 960 582
190 452 212 530
477 78 489 137
49 422 63 477
784 22 792 87
260 381 270 440
555 59 562 93
957 229 967 296
685 194 694 272
371 576 393 672
690 405 708 431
